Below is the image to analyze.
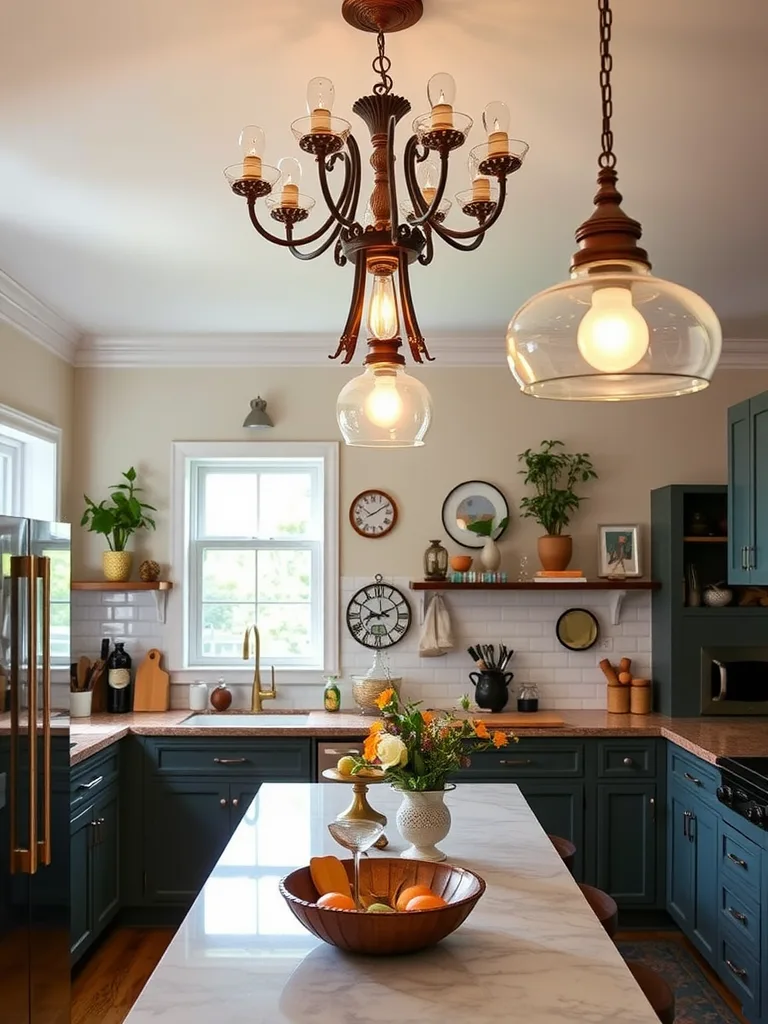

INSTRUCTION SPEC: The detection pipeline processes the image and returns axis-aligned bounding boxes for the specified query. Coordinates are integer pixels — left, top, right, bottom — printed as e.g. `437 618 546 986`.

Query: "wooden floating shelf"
682 536 728 543
71 581 173 591
409 581 660 591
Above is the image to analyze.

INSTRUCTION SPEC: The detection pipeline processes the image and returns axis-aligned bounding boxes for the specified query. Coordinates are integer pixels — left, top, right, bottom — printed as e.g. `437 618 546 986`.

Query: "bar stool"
576 884 675 1024
547 834 576 874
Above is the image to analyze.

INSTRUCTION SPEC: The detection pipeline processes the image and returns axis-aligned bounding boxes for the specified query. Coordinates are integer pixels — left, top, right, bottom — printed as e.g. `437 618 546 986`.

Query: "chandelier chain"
597 0 616 169
372 31 393 95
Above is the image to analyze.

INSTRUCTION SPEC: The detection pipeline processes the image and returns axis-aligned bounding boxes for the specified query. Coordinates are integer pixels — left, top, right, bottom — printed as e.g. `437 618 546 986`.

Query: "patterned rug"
617 940 744 1024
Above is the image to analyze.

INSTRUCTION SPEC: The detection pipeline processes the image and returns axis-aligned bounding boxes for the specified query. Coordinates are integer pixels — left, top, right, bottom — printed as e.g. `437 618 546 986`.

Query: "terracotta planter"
103 550 132 582
537 535 572 571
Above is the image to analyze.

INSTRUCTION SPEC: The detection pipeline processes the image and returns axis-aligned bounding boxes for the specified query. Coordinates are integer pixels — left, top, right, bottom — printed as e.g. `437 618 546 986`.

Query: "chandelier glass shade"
224 0 527 446
508 0 722 401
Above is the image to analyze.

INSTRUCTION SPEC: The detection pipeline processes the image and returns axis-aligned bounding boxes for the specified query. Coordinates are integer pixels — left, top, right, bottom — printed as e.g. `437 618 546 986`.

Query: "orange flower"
421 711 434 726
368 720 385 734
474 720 490 740
363 733 380 762
492 730 508 749
374 687 396 710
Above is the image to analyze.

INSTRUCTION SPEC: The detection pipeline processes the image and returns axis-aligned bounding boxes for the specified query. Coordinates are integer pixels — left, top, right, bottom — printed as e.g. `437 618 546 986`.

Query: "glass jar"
424 539 449 581
323 675 341 712
517 683 539 713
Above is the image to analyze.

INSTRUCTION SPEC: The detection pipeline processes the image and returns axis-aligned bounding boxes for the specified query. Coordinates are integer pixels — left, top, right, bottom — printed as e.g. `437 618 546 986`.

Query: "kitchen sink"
179 713 310 727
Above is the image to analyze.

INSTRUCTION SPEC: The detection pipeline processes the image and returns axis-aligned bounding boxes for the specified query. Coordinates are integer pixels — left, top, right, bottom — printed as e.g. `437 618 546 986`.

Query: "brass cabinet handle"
683 772 701 786
727 852 748 869
38 557 52 866
728 907 748 924
726 959 747 980
498 759 534 766
213 757 249 765
623 757 633 766
79 776 104 791
220 798 229 807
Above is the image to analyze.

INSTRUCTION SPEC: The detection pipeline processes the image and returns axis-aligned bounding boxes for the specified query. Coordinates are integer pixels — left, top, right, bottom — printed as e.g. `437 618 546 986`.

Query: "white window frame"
170 441 339 679
0 403 62 520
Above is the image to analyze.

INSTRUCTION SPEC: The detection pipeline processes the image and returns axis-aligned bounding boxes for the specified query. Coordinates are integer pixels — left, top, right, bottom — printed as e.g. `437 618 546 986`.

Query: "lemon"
336 755 356 776
367 903 395 914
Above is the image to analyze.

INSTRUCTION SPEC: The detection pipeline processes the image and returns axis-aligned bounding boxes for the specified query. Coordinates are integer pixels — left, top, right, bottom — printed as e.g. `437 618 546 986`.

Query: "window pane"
259 474 312 537
203 473 258 536
202 603 256 659
256 604 311 658
257 550 311 602
202 549 256 601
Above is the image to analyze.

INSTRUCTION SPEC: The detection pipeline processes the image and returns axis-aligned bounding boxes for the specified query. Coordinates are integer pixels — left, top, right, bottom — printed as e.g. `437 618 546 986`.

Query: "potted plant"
466 514 509 572
81 467 157 582
518 440 597 571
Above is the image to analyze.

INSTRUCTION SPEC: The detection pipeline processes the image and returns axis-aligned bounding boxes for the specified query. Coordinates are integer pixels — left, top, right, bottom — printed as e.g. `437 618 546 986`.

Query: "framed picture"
597 524 642 578
441 480 509 549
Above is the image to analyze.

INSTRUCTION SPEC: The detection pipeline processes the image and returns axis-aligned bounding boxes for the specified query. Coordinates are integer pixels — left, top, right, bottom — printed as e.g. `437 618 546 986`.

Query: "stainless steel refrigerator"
0 516 70 1023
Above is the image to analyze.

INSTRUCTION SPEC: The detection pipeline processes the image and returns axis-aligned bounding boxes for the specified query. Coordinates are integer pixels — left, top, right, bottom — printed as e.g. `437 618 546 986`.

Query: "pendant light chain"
372 31 393 96
597 0 616 169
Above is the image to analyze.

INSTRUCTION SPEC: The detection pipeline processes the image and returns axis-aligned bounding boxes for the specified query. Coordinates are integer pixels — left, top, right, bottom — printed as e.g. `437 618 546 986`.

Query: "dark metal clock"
346 574 411 649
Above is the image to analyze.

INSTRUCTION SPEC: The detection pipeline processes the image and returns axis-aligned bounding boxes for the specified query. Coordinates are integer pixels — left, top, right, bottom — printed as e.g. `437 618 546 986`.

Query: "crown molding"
75 331 768 370
0 270 80 363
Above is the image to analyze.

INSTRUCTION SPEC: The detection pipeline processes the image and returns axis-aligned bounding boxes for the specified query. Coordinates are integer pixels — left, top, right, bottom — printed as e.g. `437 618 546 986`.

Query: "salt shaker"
189 681 208 711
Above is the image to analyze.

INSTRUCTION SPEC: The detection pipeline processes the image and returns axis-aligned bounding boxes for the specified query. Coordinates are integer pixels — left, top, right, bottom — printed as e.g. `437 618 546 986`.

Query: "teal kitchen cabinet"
728 391 768 584
70 803 95 961
518 781 586 878
595 782 657 905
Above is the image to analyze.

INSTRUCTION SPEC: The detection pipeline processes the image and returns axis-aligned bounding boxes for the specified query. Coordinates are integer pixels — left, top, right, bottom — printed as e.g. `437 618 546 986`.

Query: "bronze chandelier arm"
317 135 362 230
402 135 450 228
287 221 344 261
398 250 433 362
417 222 435 266
429 174 509 242
286 152 358 259
246 198 341 250
328 255 367 363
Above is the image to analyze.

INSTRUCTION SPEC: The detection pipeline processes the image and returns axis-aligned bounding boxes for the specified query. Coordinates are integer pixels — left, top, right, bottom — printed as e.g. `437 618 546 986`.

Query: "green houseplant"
81 467 157 582
518 440 597 571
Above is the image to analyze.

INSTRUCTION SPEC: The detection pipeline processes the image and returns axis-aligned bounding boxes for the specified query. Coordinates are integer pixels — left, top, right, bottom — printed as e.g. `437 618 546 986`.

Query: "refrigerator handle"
38 556 52 867
9 555 38 875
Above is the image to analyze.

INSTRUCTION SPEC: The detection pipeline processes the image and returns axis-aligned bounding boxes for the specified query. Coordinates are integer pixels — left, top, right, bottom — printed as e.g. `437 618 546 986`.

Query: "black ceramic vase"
469 670 513 713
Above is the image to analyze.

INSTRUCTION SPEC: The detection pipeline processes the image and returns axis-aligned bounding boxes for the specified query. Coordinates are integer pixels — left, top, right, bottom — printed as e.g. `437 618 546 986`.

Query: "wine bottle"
107 641 132 714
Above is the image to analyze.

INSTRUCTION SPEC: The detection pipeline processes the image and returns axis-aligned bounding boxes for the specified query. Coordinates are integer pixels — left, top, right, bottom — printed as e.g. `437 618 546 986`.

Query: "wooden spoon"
77 656 91 692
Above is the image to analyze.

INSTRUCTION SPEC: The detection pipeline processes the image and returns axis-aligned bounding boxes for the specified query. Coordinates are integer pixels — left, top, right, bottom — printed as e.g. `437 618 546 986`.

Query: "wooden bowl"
279 857 485 955
450 555 473 572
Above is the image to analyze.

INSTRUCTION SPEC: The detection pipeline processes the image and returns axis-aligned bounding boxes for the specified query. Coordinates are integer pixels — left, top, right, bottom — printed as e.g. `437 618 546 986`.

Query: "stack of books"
533 570 587 583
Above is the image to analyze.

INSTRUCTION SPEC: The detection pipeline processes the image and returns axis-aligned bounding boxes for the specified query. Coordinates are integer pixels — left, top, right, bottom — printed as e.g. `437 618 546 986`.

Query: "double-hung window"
175 441 338 673
0 403 60 520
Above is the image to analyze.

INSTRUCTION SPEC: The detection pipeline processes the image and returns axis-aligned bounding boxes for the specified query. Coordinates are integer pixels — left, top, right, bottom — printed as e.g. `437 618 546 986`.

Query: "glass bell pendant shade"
336 364 432 447
507 261 722 400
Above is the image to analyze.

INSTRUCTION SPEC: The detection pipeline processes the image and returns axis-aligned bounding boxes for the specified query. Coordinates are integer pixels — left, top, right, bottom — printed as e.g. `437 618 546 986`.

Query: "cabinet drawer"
719 821 761 898
70 749 119 809
717 933 761 1019
668 746 719 801
145 738 312 779
719 881 761 957
597 741 656 777
460 743 584 778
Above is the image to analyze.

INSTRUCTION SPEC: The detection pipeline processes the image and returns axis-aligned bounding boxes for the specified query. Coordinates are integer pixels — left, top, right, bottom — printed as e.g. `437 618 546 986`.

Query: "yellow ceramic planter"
103 551 132 582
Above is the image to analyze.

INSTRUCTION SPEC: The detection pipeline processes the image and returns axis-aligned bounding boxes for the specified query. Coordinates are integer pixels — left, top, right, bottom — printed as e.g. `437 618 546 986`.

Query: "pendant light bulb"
367 273 399 341
336 365 432 448
576 286 649 373
365 372 404 428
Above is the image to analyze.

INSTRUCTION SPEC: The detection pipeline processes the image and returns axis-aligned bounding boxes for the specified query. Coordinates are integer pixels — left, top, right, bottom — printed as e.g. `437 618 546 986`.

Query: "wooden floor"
72 927 747 1024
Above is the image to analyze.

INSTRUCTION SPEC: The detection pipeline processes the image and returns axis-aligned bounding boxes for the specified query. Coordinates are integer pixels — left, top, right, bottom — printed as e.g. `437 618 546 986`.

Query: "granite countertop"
67 708 768 767
124 782 660 1024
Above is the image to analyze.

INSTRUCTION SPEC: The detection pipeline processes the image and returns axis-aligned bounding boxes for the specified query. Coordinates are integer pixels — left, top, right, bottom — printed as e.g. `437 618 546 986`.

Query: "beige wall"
70 365 768 579
0 322 74 519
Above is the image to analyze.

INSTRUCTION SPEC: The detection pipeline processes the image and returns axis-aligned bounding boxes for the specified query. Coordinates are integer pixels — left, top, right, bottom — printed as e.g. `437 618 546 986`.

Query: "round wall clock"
346 574 411 648
349 489 398 538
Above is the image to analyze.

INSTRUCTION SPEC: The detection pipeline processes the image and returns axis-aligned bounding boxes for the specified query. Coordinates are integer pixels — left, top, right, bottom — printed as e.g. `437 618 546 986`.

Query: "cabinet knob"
622 757 633 766
232 798 239 808
220 798 229 807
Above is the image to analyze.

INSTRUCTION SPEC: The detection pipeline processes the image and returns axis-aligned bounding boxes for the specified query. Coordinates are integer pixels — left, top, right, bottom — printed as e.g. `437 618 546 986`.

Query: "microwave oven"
701 646 768 715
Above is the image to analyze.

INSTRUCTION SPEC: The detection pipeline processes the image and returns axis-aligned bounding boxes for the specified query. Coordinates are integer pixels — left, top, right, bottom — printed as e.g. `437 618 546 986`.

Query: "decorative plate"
555 608 599 651
441 480 510 549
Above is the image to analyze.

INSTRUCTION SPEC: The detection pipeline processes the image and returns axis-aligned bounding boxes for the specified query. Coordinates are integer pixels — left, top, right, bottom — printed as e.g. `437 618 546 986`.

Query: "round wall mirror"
555 608 599 651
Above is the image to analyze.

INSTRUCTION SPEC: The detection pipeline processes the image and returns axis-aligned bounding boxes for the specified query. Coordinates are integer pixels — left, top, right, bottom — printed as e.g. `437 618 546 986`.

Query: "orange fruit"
405 893 448 911
316 892 356 910
395 884 435 912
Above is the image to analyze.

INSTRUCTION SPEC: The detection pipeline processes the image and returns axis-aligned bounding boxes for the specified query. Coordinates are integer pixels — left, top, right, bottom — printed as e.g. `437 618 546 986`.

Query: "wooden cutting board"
133 648 170 712
457 711 566 727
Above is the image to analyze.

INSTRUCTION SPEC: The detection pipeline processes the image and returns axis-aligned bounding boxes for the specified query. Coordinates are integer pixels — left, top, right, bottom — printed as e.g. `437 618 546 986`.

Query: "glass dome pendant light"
507 0 722 401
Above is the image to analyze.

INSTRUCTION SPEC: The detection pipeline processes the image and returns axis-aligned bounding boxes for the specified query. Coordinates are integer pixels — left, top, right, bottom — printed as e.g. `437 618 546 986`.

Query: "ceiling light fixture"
507 0 722 401
225 0 527 446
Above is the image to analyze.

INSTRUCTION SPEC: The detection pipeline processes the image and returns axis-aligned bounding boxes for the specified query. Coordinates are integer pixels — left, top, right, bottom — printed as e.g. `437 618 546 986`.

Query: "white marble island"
125 783 658 1024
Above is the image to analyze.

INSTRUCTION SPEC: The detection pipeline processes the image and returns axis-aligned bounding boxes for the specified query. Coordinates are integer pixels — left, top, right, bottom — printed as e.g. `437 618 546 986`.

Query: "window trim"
170 441 339 679
0 402 62 520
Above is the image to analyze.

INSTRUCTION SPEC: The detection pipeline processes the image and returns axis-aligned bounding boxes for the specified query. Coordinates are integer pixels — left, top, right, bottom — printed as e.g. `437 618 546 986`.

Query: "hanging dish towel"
419 594 455 657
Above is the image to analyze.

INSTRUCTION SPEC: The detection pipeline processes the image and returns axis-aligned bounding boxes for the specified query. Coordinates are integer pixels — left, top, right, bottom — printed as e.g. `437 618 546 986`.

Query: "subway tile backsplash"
71 578 651 712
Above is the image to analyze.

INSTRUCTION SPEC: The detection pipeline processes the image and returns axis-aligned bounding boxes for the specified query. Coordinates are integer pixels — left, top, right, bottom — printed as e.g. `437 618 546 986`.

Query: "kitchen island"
124 782 659 1023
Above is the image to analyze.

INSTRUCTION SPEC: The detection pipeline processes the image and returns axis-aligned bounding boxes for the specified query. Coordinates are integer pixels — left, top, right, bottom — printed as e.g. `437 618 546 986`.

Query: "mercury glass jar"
424 539 449 581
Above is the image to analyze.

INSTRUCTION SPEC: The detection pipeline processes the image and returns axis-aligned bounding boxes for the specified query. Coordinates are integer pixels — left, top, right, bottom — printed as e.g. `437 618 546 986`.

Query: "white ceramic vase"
480 536 501 571
395 786 454 862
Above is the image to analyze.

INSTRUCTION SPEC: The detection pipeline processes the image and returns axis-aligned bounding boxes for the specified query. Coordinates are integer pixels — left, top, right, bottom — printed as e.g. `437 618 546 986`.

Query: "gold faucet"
243 625 277 712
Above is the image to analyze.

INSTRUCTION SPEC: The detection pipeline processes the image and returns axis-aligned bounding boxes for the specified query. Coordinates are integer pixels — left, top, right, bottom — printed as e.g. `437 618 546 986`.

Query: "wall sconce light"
243 396 274 429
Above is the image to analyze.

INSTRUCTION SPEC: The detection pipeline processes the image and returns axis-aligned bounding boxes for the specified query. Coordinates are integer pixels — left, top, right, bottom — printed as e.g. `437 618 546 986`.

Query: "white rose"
376 734 408 769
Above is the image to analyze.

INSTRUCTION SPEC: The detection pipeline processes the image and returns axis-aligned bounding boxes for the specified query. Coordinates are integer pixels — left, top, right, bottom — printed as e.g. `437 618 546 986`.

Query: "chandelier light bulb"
365 372 404 428
417 161 440 205
307 76 335 132
482 101 511 157
336 365 433 448
239 125 266 180
278 157 302 208
576 286 650 373
367 273 399 340
427 72 456 130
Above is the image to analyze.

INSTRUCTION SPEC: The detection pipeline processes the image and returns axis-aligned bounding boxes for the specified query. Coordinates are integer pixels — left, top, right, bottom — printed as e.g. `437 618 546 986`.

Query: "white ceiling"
0 0 766 347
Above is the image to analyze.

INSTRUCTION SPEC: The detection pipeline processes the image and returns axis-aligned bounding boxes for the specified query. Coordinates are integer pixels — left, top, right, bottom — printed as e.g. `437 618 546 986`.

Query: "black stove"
716 757 768 828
